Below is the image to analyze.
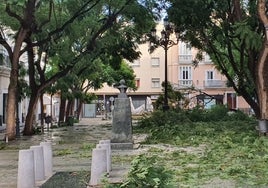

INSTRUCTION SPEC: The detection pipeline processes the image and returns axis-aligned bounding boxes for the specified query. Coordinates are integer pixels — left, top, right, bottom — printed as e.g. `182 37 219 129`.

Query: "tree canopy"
167 0 268 119
0 0 159 139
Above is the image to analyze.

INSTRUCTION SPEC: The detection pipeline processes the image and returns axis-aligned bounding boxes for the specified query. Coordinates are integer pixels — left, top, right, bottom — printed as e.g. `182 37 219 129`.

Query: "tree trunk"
6 76 17 140
6 29 28 140
76 99 83 120
24 90 40 135
40 94 44 133
256 47 268 120
58 95 66 125
257 0 268 120
65 99 73 122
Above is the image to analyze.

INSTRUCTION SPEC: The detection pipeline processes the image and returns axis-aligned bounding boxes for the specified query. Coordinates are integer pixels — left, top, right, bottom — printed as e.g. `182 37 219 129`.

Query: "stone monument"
111 79 133 149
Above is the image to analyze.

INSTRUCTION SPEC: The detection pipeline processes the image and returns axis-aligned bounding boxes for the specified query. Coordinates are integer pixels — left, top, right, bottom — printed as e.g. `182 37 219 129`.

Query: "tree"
55 60 136 121
0 0 38 140
257 0 268 121
0 0 157 139
166 0 268 120
154 81 183 110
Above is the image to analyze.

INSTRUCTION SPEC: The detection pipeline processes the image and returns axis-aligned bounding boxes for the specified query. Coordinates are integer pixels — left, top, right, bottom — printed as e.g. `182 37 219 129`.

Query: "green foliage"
111 154 174 188
54 149 73 156
1 0 158 133
80 143 95 151
0 142 6 150
154 82 184 110
65 116 76 126
82 93 97 104
109 61 137 90
185 105 230 122
232 20 262 51
138 110 191 129
139 107 255 145
134 108 268 186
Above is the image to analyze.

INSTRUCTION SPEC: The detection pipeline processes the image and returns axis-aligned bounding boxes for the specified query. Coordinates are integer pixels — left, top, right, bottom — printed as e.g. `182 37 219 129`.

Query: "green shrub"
186 107 206 122
227 109 253 121
66 116 75 126
186 105 252 122
138 110 191 129
136 107 256 145
206 105 229 121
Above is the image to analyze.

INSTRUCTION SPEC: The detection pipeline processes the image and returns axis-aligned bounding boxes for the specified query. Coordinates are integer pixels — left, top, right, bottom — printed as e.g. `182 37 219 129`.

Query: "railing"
178 55 192 63
173 80 193 89
0 54 11 68
0 65 11 77
203 55 212 64
203 80 227 88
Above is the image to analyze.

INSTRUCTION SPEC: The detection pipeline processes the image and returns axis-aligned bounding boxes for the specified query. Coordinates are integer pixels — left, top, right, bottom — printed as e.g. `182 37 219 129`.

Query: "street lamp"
150 17 179 111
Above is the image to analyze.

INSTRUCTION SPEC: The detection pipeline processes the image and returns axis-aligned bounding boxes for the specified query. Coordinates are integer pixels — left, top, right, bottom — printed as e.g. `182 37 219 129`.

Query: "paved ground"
0 118 140 188
0 117 240 188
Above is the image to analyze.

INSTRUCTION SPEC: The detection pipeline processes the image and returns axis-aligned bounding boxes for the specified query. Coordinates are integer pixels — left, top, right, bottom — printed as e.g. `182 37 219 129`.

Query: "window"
0 54 4 65
180 66 192 80
179 42 191 54
151 78 160 88
135 78 140 88
179 66 192 86
151 57 160 67
204 53 212 63
179 42 192 62
0 45 10 67
206 71 214 80
131 59 140 67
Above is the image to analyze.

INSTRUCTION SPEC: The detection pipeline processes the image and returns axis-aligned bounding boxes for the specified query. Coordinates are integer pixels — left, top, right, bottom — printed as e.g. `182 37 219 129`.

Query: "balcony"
203 55 212 64
178 55 192 64
203 80 227 88
173 80 193 89
0 53 11 68
0 65 11 77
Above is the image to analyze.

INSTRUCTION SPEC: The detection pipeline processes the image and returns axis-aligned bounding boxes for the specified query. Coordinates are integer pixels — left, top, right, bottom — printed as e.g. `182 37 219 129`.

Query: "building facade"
0 45 10 125
88 24 251 115
0 44 50 127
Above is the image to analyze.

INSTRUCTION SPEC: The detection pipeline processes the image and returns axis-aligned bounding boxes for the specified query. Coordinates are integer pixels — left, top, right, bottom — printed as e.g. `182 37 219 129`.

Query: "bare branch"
258 0 268 26
86 0 133 51
37 0 53 30
232 0 242 21
5 3 24 24
0 31 12 57
34 0 100 47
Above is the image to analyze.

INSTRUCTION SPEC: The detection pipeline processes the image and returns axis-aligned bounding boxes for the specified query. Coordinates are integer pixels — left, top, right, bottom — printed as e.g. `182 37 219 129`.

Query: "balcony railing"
0 65 11 77
178 55 192 63
204 80 227 88
173 80 193 89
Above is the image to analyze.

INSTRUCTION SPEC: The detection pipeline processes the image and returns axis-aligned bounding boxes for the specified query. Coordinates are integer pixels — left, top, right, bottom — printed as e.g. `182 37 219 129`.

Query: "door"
84 104 96 118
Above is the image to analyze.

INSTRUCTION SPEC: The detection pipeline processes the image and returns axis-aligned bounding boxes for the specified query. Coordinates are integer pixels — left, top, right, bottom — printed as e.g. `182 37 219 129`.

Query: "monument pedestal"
111 142 133 150
111 97 133 150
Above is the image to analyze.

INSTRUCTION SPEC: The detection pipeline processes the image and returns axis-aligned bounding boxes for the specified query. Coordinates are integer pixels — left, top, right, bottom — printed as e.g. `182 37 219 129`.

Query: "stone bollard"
17 149 35 188
99 139 111 145
30 145 45 181
89 148 107 185
99 140 111 169
98 140 111 172
40 141 53 178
